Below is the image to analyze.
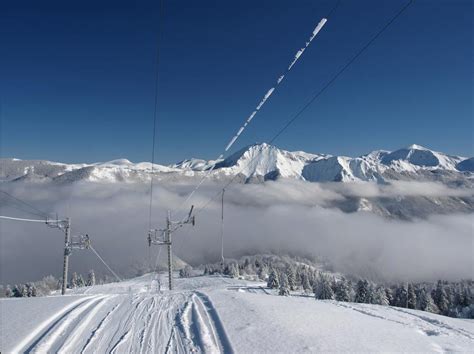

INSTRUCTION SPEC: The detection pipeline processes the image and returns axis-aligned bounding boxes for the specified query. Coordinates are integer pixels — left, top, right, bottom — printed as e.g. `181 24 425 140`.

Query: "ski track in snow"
332 301 474 352
6 275 473 353
16 277 234 354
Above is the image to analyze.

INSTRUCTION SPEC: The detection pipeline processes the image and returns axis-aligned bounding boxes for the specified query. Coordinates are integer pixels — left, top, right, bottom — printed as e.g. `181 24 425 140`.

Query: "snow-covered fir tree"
394 284 408 308
334 278 351 302
301 272 312 293
257 264 268 281
407 283 417 309
71 272 79 289
433 280 450 315
286 265 296 291
5 285 12 298
385 287 394 306
26 283 37 297
267 268 280 289
315 275 334 300
224 263 239 278
87 270 96 286
279 273 290 296
21 284 28 297
12 285 22 297
179 265 193 278
418 287 438 313
355 280 370 303
373 286 389 306
229 264 239 278
78 274 86 287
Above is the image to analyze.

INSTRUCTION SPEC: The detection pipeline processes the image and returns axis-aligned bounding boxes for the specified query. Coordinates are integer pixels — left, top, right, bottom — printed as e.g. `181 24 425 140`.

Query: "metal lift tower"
46 217 91 295
148 206 195 290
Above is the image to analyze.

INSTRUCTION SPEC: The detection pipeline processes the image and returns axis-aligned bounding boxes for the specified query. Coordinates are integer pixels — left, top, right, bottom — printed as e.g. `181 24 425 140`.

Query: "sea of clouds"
1 179 472 284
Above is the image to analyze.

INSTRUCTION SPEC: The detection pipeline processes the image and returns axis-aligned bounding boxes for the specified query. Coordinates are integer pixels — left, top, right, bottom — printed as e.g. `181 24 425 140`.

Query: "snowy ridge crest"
1 143 472 184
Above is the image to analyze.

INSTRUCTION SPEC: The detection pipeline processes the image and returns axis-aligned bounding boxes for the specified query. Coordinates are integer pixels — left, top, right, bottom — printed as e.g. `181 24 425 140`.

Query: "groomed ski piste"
1 274 473 353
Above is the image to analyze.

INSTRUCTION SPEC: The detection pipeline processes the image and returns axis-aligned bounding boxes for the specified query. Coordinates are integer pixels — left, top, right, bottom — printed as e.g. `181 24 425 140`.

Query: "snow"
1 274 473 353
1 295 95 352
211 286 474 353
216 143 325 180
381 145 463 170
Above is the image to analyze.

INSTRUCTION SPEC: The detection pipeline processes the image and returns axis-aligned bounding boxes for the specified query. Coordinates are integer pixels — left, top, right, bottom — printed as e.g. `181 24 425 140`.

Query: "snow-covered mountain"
1 143 472 185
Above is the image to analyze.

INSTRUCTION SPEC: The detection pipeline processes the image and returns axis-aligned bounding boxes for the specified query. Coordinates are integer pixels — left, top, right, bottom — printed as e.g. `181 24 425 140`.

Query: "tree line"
1 270 98 298
202 254 474 319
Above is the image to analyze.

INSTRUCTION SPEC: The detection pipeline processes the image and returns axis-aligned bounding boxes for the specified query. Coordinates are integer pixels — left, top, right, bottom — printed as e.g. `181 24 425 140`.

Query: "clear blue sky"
0 0 472 164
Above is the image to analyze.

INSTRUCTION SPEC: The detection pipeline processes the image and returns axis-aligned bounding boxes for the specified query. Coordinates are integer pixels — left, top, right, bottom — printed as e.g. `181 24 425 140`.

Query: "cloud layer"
1 180 472 284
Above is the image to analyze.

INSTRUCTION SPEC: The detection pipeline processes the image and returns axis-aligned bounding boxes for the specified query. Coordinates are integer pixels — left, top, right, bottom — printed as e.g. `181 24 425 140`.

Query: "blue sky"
0 0 472 164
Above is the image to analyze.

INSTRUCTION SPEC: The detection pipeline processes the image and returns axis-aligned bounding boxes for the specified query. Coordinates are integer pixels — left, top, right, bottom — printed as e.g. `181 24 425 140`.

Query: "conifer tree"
279 273 290 296
257 264 268 281
229 264 239 278
286 266 296 291
77 274 85 287
71 272 79 289
355 280 370 303
87 270 96 286
374 286 389 306
407 283 417 309
367 282 376 304
434 280 449 315
385 287 394 306
418 287 438 313
21 284 29 297
30 284 38 297
316 275 334 300
267 268 280 289
12 285 22 297
394 284 408 308
302 272 312 293
5 285 12 298
335 278 351 302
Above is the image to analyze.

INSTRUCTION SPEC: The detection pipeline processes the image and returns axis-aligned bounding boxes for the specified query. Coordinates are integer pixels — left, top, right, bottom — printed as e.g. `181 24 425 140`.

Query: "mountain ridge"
1 143 472 185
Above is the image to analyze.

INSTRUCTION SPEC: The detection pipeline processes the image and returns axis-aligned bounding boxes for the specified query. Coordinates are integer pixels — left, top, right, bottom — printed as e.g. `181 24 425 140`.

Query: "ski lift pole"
221 188 225 267
61 217 71 295
166 211 173 291
147 206 195 291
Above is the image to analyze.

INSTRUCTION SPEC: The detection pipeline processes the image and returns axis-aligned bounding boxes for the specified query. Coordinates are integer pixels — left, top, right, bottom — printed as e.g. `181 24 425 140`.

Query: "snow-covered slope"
0 158 183 184
213 143 326 181
381 144 463 170
1 274 473 353
1 143 471 184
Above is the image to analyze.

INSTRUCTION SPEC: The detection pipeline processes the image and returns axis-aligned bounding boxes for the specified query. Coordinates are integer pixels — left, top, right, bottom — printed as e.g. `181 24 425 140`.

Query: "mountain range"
1 143 473 186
